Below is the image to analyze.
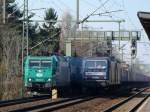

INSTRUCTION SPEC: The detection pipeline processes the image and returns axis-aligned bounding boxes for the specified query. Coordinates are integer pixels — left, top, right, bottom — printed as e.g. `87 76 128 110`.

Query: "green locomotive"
24 55 70 92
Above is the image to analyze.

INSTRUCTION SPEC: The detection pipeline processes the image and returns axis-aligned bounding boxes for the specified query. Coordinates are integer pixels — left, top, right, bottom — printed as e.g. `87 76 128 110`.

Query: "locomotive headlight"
29 78 32 81
38 70 42 73
48 78 51 82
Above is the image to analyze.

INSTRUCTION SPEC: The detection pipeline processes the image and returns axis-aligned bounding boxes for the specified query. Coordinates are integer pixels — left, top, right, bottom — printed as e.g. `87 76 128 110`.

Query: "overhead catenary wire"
81 0 110 20
92 10 124 16
80 0 111 23
97 0 115 20
7 4 24 18
99 0 126 31
30 31 60 50
98 0 124 20
28 8 46 11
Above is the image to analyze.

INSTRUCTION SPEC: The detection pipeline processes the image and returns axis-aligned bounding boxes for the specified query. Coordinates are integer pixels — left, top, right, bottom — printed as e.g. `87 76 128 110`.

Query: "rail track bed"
54 96 124 112
0 87 149 112
0 95 98 112
0 90 126 112
0 95 50 107
51 87 149 112
104 87 150 112
0 95 53 112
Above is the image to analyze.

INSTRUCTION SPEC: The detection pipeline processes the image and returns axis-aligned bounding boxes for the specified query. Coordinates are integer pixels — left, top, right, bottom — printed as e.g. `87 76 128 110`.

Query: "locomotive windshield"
41 61 51 67
85 60 107 70
29 60 40 68
96 61 107 68
85 61 95 68
29 60 51 68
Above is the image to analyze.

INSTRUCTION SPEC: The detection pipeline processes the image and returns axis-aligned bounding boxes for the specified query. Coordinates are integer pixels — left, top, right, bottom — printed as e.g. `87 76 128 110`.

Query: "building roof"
138 11 150 40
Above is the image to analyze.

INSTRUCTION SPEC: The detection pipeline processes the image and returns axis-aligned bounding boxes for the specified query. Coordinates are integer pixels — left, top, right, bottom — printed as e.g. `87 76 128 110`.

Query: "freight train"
24 56 70 93
24 55 149 93
70 56 150 89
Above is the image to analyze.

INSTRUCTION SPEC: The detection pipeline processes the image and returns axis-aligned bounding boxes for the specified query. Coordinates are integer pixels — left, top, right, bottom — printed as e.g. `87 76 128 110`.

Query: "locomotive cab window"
85 60 107 72
41 60 51 68
96 61 107 68
85 61 95 68
29 60 40 68
85 60 107 68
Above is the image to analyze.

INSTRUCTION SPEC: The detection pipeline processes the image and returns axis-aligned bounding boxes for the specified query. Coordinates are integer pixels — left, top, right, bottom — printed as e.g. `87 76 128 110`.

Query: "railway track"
103 87 150 112
8 96 98 112
0 95 50 107
0 95 98 112
0 87 148 112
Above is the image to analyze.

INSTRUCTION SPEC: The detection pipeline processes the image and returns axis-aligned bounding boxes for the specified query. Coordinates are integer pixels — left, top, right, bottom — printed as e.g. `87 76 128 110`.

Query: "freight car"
24 56 70 93
72 56 150 90
69 57 83 89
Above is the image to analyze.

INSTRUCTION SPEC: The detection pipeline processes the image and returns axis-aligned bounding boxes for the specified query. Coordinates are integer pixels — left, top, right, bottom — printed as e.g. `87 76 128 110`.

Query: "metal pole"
21 0 26 98
21 21 25 97
132 58 135 81
130 56 133 82
118 21 121 51
2 0 6 24
76 0 79 28
122 48 123 61
81 23 83 47
26 0 29 56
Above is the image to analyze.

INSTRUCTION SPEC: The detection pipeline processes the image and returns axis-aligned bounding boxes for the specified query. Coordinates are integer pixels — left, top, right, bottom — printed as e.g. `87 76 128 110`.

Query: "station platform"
137 97 150 112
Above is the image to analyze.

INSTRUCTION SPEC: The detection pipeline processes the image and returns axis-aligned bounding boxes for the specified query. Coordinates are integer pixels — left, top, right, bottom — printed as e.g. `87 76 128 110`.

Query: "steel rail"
0 95 50 107
129 93 150 112
11 96 98 112
103 87 149 112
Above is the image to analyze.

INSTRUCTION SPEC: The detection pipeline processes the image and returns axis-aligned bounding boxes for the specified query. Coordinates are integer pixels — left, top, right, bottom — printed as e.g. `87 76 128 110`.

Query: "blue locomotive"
69 56 121 88
81 57 121 87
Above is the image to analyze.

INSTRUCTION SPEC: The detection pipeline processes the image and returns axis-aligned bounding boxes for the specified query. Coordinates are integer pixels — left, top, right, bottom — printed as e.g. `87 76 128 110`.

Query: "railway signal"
131 39 137 48
131 39 137 58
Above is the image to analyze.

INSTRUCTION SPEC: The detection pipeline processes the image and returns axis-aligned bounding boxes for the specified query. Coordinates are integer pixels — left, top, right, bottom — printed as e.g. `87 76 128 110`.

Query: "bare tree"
0 24 22 99
60 11 74 52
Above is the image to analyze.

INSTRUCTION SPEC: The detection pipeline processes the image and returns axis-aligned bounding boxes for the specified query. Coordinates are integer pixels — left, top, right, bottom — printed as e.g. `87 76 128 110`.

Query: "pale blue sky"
16 0 150 65
15 0 150 31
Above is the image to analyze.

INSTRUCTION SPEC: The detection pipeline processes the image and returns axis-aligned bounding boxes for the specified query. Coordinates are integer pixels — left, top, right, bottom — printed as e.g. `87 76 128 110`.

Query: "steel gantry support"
76 0 79 28
64 20 125 56
21 0 29 97
22 0 29 64
24 0 29 56
22 0 29 60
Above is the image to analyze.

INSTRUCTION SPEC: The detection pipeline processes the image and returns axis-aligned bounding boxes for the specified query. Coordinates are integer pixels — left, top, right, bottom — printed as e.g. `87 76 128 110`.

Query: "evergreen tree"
40 8 60 53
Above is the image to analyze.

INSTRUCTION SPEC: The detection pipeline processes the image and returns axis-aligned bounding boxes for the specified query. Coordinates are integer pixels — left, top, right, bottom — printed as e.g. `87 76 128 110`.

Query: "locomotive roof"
82 56 120 62
83 57 111 60
25 55 69 62
25 56 52 60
